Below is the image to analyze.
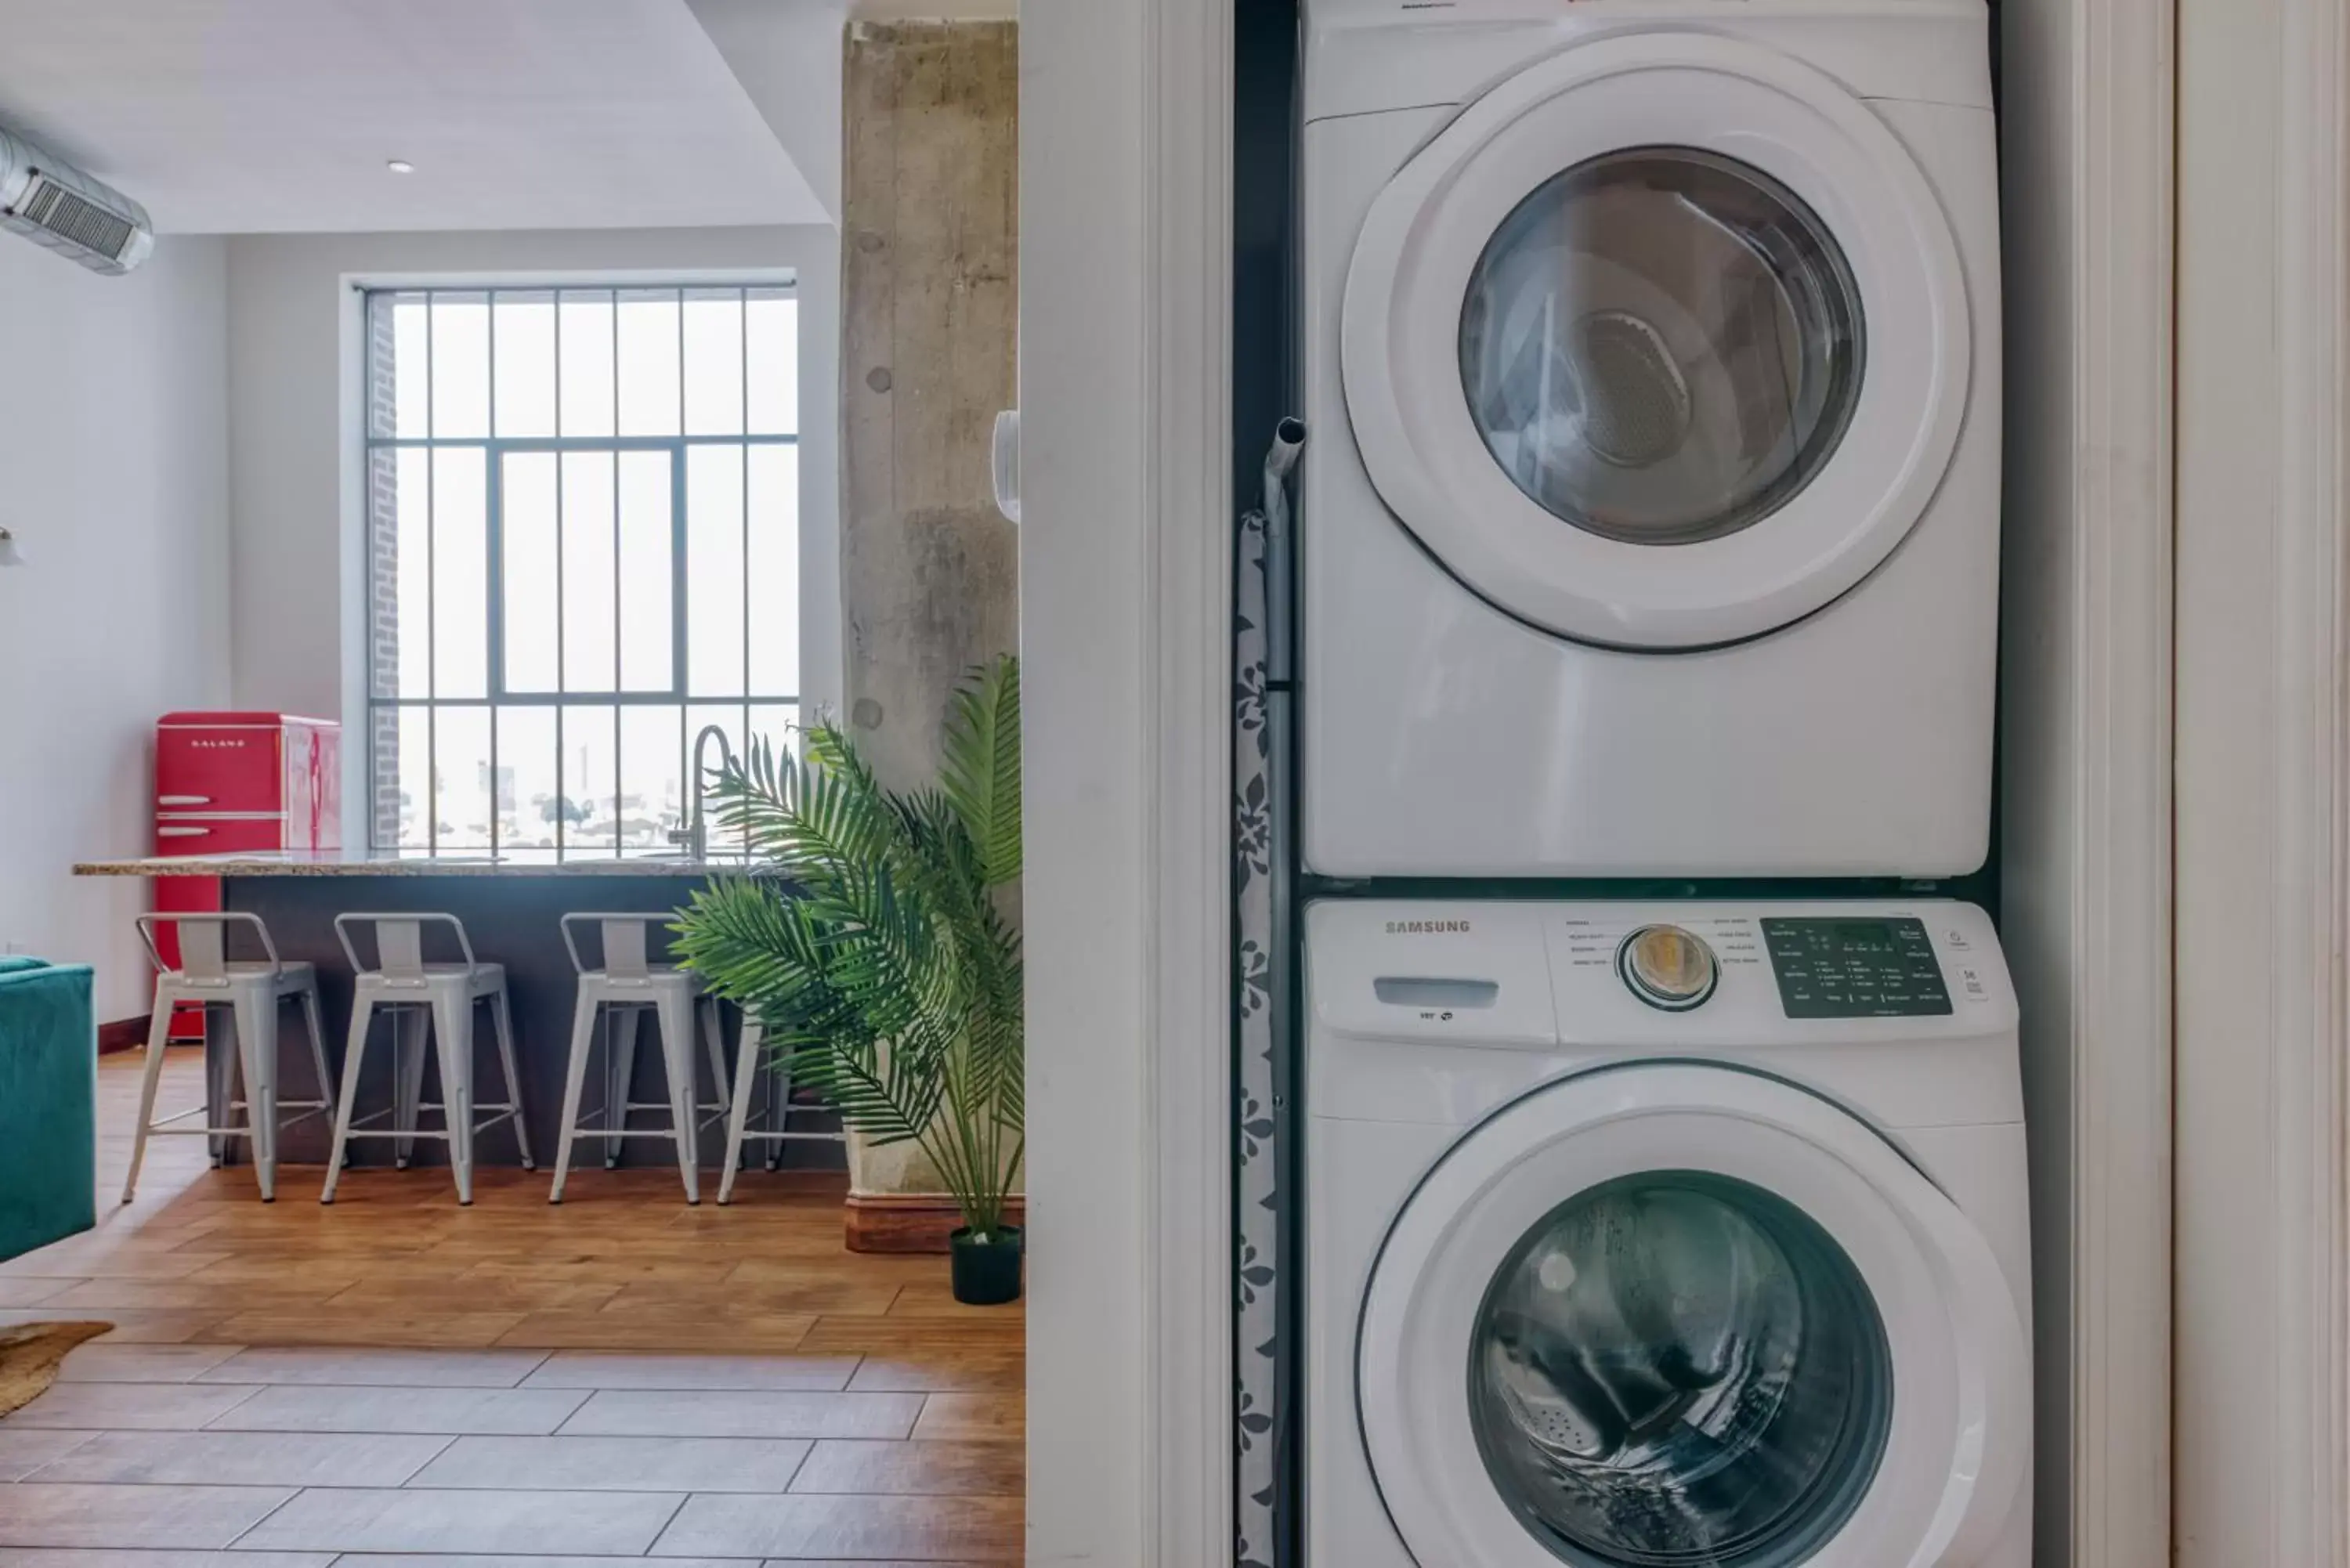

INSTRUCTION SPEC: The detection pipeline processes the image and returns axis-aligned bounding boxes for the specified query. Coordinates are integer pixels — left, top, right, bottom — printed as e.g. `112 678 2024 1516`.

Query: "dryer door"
1343 33 1972 650
1356 1063 2027 1568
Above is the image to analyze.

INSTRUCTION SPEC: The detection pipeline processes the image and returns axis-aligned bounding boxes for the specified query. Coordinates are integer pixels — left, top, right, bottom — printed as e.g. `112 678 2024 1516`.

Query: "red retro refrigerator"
154 713 341 1035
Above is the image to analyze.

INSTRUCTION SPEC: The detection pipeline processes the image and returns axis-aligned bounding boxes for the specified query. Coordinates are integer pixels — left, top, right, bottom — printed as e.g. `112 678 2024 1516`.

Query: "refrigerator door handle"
157 795 212 807
157 826 212 840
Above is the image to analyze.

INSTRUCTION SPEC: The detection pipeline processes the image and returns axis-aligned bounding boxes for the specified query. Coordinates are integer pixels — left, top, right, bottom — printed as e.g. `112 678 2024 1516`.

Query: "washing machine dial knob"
1618 925 1719 1011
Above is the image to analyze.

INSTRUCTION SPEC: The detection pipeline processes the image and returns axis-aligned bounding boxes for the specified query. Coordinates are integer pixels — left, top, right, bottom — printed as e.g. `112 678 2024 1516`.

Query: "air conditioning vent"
18 175 138 263
0 125 154 276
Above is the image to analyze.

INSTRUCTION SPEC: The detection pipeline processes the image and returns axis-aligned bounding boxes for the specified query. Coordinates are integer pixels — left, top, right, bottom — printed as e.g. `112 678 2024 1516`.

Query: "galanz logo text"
1385 919 1471 934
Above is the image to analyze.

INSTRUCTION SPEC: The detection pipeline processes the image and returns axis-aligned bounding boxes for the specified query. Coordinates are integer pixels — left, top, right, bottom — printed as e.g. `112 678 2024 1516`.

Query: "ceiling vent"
0 125 153 276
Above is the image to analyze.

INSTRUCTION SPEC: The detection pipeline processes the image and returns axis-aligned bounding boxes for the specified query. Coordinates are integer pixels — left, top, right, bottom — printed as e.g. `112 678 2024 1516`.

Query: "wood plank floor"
0 1049 1022 1565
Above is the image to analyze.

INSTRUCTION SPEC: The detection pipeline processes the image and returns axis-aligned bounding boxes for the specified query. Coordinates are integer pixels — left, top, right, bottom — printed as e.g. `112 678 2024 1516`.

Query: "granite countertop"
73 848 764 878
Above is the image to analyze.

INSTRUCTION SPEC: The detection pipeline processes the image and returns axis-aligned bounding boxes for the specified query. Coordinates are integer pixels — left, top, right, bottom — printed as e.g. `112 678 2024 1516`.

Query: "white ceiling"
0 0 830 233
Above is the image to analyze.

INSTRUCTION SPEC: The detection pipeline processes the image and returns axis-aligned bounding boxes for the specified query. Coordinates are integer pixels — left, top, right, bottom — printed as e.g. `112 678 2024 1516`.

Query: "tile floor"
0 1050 1023 1566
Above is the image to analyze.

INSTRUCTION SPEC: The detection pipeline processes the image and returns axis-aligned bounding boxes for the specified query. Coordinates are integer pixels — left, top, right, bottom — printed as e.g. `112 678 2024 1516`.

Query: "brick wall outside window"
366 301 403 850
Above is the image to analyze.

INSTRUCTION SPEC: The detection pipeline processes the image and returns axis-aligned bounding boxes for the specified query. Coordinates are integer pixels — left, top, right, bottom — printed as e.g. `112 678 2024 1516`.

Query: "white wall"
222 225 844 826
0 236 233 1021
687 0 849 224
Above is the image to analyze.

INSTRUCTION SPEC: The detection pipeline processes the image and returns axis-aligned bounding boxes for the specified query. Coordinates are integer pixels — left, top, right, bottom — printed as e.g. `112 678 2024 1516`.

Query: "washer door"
1343 33 1971 650
1357 1064 2028 1568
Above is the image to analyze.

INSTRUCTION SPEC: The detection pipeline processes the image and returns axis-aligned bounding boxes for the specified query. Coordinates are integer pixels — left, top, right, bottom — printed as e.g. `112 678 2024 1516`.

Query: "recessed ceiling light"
385 159 415 175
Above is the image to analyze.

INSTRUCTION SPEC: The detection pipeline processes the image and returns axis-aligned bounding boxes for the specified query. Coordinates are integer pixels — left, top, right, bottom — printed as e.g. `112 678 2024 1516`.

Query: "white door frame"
1019 0 1234 1563
1997 2 2176 1563
2175 0 2350 1561
1019 0 2196 1562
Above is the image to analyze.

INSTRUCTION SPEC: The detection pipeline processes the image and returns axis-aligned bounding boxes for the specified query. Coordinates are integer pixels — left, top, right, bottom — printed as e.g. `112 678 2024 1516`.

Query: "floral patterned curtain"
1236 421 1303 1568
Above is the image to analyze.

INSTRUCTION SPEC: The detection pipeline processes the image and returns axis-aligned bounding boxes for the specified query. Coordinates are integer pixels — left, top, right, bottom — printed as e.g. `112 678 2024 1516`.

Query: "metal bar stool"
321 913 532 1206
717 1017 848 1205
548 914 729 1205
123 913 332 1204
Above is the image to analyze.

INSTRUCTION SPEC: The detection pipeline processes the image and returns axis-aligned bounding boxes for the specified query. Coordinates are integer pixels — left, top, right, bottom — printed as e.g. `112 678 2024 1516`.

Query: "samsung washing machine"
1306 898 2031 1566
1300 0 2003 877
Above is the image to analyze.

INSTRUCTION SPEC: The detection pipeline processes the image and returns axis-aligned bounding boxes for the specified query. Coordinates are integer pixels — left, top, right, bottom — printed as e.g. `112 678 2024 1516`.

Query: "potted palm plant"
674 656 1025 1304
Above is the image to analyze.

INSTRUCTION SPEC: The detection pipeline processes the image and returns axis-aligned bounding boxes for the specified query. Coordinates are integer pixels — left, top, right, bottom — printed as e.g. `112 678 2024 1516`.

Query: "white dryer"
1307 898 2031 1566
1300 1 2002 877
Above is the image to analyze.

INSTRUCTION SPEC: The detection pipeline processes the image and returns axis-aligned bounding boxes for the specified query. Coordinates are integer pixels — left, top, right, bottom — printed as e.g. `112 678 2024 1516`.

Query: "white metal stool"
322 912 532 1206
548 913 729 1205
122 913 333 1204
717 1017 848 1205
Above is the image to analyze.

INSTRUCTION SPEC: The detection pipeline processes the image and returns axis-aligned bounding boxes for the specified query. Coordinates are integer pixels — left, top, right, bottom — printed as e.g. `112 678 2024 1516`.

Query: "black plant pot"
949 1226 1024 1306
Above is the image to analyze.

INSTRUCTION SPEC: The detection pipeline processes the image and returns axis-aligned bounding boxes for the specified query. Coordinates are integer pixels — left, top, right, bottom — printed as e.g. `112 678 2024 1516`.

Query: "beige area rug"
0 1323 113 1418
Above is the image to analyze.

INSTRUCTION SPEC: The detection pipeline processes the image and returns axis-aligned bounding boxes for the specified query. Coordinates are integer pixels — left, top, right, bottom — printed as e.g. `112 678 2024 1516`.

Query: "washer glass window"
1459 148 1865 547
1466 1171 1893 1566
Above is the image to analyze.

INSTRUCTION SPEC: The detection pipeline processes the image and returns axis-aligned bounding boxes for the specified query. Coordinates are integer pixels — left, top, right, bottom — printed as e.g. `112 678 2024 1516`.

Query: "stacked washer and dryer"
1289 2 2033 1565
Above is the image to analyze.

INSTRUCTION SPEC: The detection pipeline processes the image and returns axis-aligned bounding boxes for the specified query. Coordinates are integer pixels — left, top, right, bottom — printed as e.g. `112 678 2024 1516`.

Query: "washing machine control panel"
1760 917 1954 1019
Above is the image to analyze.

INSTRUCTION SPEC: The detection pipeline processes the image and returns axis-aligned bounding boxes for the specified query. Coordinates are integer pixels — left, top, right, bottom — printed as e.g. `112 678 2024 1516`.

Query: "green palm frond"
675 659 1024 1237
710 732 908 884
783 1031 948 1148
939 657 1022 887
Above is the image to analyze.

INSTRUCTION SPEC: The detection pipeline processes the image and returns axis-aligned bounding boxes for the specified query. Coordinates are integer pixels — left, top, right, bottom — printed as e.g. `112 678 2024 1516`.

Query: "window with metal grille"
363 284 800 854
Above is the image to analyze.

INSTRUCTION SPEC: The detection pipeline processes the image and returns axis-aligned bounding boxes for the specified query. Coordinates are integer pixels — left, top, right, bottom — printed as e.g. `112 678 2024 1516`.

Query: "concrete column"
837 17 1020 1222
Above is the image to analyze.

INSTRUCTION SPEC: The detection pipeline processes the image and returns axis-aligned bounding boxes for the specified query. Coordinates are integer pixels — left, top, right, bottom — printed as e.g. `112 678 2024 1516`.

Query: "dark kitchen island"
71 850 841 1177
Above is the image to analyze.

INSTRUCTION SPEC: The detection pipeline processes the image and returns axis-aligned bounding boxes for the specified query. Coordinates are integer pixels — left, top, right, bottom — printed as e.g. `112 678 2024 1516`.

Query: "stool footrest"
566 1128 702 1140
354 1107 521 1136
146 1125 284 1140
144 1107 332 1136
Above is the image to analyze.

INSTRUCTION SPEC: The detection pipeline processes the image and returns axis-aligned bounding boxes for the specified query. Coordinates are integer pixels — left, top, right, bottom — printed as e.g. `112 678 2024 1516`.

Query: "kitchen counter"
74 848 761 878
74 848 833 1181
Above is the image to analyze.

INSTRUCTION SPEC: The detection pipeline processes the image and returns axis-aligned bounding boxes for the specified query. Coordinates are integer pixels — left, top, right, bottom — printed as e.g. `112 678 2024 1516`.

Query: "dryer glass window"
1459 148 1864 547
1467 1171 1892 1567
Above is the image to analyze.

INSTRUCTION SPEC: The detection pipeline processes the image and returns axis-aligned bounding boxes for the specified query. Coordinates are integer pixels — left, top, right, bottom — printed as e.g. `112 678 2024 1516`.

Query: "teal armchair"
0 959 96 1260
